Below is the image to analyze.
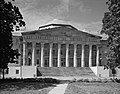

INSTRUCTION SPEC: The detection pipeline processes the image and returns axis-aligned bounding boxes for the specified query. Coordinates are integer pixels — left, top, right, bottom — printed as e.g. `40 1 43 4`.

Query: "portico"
22 24 101 68
23 42 100 67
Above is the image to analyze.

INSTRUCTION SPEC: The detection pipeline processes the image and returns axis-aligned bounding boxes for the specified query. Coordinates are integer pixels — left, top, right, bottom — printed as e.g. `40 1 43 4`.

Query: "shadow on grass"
0 78 60 91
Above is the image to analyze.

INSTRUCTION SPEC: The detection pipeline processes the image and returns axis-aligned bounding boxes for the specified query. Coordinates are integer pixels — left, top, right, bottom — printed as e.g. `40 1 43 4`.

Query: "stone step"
37 67 96 77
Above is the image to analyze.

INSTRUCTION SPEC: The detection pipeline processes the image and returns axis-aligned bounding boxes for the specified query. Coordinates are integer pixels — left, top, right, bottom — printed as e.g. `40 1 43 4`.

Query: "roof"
38 24 78 30
22 24 102 39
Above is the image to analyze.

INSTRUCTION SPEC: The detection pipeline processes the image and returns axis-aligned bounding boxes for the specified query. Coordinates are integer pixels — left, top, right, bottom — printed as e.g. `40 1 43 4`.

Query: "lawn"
0 78 59 94
1 78 120 94
0 82 56 91
0 82 56 94
65 82 120 94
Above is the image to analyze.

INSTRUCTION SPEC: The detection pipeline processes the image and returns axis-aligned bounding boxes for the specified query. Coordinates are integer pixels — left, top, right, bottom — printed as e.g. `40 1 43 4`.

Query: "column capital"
23 40 27 44
41 43 44 47
89 44 92 48
50 43 53 48
32 42 36 46
74 44 77 46
58 43 61 46
58 43 61 48
97 44 101 46
89 44 93 46
41 42 44 45
66 44 69 47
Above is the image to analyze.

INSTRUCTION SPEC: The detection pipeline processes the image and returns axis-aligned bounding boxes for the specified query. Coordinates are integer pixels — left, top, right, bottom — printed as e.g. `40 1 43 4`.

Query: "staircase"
37 67 96 77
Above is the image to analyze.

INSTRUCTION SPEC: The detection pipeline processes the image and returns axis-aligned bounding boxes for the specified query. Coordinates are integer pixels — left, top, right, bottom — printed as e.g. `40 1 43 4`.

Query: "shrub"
110 78 120 83
83 79 89 82
0 78 60 84
77 79 84 82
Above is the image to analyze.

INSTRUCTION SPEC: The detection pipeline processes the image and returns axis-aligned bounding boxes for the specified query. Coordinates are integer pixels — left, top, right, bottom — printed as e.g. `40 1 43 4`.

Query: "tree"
101 0 120 76
0 0 25 79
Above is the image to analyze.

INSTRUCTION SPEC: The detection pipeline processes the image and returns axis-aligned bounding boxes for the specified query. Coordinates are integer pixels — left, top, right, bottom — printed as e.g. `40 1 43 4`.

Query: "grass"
0 82 56 91
0 78 60 94
0 78 58 94
65 82 120 94
1 78 120 94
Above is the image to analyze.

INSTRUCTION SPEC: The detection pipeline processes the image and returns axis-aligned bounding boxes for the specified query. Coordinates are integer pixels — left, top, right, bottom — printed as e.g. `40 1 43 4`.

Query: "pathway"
48 83 68 94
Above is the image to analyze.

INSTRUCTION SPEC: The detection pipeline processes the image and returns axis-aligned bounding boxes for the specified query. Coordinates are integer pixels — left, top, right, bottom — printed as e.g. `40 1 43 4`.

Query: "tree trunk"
2 69 5 79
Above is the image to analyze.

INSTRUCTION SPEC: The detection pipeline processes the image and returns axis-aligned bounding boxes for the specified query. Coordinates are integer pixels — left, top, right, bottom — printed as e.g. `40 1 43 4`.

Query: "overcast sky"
11 0 108 34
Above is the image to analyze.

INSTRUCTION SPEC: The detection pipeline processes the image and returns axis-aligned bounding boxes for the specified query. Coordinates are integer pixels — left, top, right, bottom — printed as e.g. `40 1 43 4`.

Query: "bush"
0 78 60 84
115 78 120 83
77 79 84 82
109 78 120 83
83 79 89 82
69 78 77 83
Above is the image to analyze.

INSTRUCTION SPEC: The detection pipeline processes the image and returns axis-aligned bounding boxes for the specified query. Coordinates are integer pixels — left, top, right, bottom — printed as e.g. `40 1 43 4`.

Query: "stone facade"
20 24 102 68
6 24 114 78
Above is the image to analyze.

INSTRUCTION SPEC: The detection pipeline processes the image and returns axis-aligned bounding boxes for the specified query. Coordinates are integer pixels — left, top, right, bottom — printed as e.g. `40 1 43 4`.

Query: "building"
6 24 120 79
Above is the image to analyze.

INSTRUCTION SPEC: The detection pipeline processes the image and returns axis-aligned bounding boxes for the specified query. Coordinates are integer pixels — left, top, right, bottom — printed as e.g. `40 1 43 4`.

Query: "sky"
10 0 108 35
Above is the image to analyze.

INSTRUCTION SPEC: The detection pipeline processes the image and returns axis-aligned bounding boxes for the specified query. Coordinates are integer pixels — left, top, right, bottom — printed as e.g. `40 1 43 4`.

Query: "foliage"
101 0 120 70
0 0 25 78
0 78 58 91
0 78 60 84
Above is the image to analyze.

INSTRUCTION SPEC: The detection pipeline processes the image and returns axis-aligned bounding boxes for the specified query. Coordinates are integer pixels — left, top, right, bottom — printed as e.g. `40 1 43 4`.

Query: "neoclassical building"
6 24 120 78
22 24 101 67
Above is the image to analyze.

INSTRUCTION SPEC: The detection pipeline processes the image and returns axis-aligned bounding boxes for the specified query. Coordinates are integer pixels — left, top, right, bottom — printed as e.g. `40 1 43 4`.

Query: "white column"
41 43 44 67
74 44 77 67
58 44 61 67
23 41 26 66
32 42 35 66
96 45 99 66
49 43 53 67
18 49 21 65
66 44 69 67
81 44 85 67
89 45 92 67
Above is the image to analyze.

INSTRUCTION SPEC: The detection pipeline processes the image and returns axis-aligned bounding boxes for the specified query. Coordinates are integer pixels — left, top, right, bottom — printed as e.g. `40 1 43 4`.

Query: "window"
16 70 19 74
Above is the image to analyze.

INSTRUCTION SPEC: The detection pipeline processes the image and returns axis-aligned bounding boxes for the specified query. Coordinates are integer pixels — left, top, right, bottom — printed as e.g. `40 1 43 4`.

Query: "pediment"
22 24 101 43
23 24 100 38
